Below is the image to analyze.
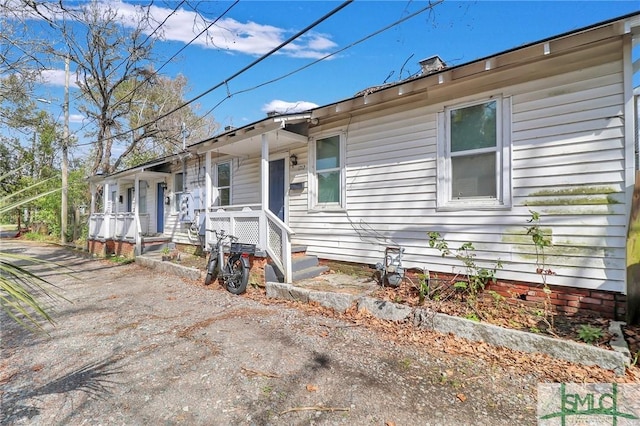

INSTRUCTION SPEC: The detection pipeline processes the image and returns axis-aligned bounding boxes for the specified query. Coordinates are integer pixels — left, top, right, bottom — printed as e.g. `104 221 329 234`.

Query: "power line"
102 0 354 144
67 0 441 154
79 0 440 149
110 0 231 111
193 0 444 133
67 0 240 148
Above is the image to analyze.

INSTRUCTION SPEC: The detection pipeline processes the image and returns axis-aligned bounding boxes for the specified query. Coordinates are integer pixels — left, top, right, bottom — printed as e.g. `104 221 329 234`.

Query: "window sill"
436 203 512 212
309 205 346 213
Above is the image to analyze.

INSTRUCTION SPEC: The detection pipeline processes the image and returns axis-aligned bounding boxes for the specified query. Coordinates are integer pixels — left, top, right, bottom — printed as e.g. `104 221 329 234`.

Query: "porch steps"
265 253 329 283
141 236 172 254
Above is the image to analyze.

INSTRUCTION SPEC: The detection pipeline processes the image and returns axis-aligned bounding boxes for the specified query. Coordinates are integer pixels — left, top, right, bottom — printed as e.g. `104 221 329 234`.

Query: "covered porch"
194 114 311 283
87 160 172 257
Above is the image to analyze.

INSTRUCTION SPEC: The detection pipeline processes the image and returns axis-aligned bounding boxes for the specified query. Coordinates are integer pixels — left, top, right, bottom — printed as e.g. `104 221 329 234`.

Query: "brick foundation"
484 279 626 321
88 239 136 259
399 268 627 320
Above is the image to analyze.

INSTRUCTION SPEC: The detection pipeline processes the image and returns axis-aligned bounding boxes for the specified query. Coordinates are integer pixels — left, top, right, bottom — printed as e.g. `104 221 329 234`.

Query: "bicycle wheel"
225 255 249 295
204 253 219 285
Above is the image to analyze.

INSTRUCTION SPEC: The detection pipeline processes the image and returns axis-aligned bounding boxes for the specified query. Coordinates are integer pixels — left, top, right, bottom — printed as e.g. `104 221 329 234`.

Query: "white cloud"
38 69 80 88
18 0 339 60
142 5 338 59
69 114 85 124
262 100 318 115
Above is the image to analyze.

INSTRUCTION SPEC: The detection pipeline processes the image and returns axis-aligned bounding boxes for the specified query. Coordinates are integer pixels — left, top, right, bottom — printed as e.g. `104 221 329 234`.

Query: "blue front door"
269 159 285 221
157 183 165 233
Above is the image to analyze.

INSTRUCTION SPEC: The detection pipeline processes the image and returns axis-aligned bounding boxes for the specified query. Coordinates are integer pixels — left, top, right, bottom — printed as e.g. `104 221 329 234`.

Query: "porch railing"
88 212 150 241
207 204 294 283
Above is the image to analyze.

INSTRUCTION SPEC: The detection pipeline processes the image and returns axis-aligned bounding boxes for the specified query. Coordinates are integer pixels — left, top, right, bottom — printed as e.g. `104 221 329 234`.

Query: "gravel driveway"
1 241 537 425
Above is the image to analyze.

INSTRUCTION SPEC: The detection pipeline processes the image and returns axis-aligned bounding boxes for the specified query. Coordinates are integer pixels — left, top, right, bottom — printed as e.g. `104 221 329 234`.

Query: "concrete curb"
265 282 631 375
137 255 202 281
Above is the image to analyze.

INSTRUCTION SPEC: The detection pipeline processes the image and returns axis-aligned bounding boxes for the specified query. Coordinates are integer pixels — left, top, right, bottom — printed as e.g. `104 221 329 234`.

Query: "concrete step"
293 265 330 282
142 239 172 254
265 254 328 283
291 254 321 271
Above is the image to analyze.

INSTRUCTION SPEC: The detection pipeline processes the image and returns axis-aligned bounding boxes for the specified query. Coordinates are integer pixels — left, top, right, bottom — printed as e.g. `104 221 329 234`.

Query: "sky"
18 0 640 150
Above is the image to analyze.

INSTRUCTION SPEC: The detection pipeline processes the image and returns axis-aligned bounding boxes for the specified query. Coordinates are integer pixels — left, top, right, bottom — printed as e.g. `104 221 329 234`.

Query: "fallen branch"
240 367 280 378
280 406 350 415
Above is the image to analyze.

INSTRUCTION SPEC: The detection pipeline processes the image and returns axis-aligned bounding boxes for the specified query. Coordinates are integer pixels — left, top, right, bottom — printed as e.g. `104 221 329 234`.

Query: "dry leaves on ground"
242 285 640 384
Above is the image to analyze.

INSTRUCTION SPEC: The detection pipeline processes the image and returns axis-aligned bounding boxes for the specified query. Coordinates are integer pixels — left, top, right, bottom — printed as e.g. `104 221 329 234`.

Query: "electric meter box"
178 188 203 223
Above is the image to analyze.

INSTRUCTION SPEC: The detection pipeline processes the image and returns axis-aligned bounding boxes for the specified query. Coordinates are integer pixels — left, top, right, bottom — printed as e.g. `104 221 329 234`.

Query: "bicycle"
204 229 256 295
374 245 405 287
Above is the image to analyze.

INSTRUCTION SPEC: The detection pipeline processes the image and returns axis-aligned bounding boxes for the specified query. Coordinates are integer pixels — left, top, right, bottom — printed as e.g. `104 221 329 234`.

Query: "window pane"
217 163 230 187
174 172 184 190
451 152 496 198
450 101 497 152
139 183 147 214
316 136 340 170
219 188 230 206
318 171 340 203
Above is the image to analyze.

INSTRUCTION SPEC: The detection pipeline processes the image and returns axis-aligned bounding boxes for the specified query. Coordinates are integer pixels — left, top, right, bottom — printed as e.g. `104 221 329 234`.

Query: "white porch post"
103 182 111 237
90 183 96 214
260 134 269 251
205 151 212 248
115 184 120 214
133 176 139 214
134 176 141 255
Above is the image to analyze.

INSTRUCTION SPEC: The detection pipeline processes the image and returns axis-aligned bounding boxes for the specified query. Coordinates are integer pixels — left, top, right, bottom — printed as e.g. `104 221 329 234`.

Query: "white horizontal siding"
230 157 261 206
142 179 157 234
164 161 206 245
290 56 628 293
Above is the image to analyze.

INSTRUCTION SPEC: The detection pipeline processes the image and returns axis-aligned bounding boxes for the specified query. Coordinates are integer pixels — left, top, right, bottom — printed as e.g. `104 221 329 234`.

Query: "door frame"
269 152 290 224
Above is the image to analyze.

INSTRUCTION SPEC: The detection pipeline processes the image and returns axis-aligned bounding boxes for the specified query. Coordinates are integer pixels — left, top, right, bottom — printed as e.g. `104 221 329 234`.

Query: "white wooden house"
88 12 640 321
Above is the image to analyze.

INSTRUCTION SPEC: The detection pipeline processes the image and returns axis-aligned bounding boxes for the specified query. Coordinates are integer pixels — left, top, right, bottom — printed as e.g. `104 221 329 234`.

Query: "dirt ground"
0 241 636 425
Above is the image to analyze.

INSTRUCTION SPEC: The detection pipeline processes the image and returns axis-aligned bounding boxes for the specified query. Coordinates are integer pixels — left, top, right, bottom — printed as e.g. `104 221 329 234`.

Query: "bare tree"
2 0 217 175
114 72 217 171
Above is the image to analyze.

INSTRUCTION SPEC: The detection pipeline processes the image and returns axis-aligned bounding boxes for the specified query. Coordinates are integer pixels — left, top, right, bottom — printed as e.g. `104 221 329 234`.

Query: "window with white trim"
173 172 184 213
437 97 511 209
138 181 147 214
309 133 346 210
214 161 231 206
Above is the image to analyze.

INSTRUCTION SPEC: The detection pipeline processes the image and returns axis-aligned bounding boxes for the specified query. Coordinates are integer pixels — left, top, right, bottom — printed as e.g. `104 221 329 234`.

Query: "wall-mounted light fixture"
160 181 168 190
289 154 298 167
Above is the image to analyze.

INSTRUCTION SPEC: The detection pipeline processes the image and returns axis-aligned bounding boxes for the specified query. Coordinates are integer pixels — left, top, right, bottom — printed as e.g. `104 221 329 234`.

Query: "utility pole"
61 55 70 245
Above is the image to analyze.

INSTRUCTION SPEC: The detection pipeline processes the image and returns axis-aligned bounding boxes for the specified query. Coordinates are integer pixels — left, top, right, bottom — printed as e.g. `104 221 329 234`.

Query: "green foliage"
488 290 505 305
107 255 134 265
428 232 502 302
417 270 430 305
525 211 556 333
577 324 603 344
428 231 450 257
0 177 71 332
464 312 480 322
